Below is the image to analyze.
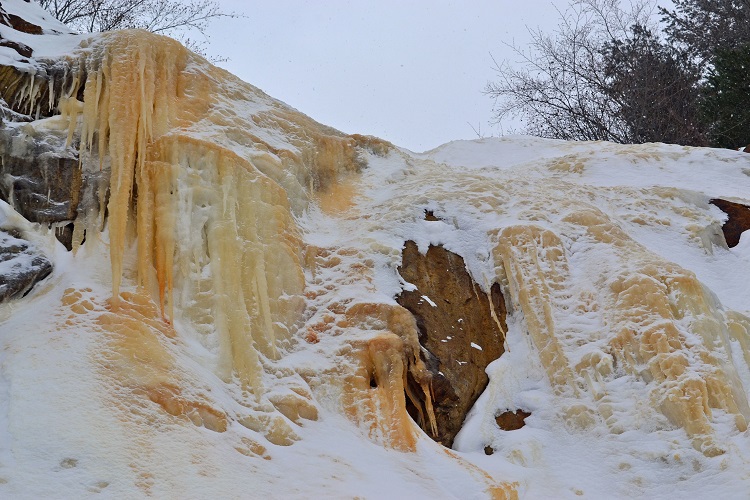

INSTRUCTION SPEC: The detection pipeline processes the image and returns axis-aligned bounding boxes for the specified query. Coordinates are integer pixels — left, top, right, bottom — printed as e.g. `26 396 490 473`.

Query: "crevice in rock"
710 198 750 247
55 223 75 251
396 240 507 447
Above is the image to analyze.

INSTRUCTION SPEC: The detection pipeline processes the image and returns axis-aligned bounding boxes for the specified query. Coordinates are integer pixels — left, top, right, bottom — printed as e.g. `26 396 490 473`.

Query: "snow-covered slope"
0 2 749 498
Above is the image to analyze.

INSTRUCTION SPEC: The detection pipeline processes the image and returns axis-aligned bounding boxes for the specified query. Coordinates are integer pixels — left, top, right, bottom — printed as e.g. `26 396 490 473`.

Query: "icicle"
47 73 54 113
13 74 27 112
60 30 353 404
484 275 509 352
22 74 30 114
58 96 82 148
71 220 85 254
26 73 35 115
7 177 14 209
423 382 438 436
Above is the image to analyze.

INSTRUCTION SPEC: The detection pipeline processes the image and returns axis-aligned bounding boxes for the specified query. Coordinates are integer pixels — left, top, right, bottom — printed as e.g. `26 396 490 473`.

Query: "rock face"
0 1 94 249
710 198 750 247
397 240 507 447
0 124 107 249
0 0 80 125
0 228 51 301
0 4 41 59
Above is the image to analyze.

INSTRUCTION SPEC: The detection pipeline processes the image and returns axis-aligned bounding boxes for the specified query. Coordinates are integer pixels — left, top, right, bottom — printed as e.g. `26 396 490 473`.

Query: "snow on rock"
0 200 52 300
0 228 51 300
0 1 749 497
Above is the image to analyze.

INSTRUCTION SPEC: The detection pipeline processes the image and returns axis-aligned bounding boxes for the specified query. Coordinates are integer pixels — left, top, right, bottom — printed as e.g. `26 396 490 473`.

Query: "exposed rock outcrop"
0 4 42 60
0 1 95 249
397 240 507 447
0 0 80 120
710 198 750 247
0 228 51 301
495 409 530 431
0 6 43 35
484 410 531 454
0 123 107 249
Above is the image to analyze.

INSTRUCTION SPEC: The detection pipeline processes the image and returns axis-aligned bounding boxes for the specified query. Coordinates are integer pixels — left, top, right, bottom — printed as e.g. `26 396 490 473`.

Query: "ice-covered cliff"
0 1 749 498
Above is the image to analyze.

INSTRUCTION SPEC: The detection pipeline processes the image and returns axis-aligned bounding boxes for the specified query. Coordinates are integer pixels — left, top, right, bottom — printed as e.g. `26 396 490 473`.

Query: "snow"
0 0 84 69
2 0 72 35
421 295 438 307
0 6 749 496
274 135 750 497
3 129 750 497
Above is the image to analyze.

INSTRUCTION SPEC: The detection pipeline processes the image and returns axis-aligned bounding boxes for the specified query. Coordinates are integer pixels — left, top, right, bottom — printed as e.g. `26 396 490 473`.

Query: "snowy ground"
2 133 749 498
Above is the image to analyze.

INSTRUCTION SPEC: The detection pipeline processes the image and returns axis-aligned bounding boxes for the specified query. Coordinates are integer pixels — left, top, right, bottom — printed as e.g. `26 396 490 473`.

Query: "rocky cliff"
0 1 749 498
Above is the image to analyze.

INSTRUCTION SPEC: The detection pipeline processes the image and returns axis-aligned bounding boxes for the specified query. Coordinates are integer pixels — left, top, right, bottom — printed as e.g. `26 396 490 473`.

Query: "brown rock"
424 210 440 221
710 198 750 248
0 63 83 119
0 2 83 119
397 240 507 447
0 4 98 250
0 39 32 58
0 5 43 62
495 409 531 431
0 11 43 35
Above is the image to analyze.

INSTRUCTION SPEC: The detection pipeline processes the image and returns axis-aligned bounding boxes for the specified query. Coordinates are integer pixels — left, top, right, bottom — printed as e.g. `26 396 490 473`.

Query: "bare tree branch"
37 0 238 57
486 0 706 145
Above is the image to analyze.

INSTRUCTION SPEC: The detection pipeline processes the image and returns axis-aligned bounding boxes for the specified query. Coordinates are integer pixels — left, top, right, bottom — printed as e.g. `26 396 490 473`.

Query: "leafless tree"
486 0 706 145
37 0 235 54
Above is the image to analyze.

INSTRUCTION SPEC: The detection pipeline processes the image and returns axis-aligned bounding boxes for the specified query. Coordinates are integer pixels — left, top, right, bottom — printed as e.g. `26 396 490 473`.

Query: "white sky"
206 0 571 152
206 1 672 153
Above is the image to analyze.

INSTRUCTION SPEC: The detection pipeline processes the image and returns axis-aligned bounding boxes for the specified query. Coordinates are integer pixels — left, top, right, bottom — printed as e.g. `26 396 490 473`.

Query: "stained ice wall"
49 31 369 393
14 29 374 450
30 28 506 492
496 205 750 456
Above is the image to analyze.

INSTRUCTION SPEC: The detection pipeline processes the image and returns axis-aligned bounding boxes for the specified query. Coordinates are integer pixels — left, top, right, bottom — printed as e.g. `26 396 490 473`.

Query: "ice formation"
48 30 377 397
0 1 750 497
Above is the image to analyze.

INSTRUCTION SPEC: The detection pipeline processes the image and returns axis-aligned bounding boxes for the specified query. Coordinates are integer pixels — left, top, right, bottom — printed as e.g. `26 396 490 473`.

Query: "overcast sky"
206 1 670 153
204 0 570 152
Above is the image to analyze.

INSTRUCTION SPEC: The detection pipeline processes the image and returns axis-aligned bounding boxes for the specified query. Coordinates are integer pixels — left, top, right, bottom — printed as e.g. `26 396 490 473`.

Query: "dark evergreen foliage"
701 46 750 149
660 0 750 68
486 1 707 146
488 0 749 148
602 24 706 145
